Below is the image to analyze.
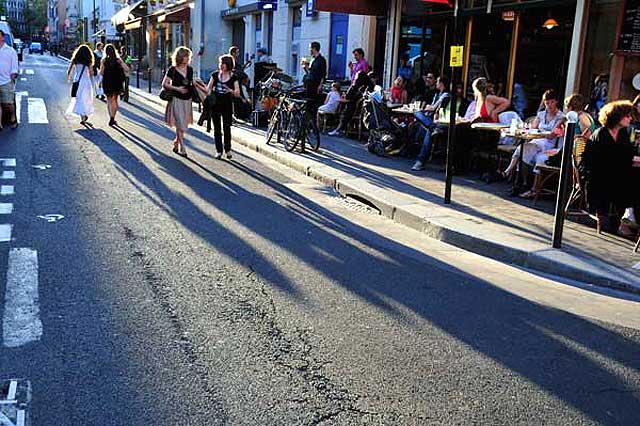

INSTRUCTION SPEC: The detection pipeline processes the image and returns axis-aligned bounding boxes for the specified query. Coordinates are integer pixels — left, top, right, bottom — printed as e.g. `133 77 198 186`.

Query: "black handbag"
71 65 86 98
159 88 175 102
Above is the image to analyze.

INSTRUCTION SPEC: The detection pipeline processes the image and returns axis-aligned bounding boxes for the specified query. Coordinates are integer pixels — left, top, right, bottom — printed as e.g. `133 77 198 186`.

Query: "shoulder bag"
71 65 86 98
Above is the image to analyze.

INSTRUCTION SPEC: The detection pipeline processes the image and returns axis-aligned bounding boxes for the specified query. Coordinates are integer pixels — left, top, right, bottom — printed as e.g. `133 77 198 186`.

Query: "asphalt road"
0 53 638 425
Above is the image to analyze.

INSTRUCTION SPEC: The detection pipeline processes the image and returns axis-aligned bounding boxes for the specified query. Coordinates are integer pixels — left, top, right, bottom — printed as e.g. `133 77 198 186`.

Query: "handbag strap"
78 65 86 80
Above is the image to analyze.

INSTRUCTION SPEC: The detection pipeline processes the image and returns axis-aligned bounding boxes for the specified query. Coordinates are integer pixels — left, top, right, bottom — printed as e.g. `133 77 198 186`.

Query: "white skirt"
66 73 95 117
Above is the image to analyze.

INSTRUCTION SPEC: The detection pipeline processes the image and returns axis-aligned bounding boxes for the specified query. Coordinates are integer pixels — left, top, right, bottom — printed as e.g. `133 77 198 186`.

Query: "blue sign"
306 0 317 17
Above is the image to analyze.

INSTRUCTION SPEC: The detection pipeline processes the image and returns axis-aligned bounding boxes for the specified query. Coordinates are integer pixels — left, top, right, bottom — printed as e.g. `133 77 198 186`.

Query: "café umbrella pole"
444 0 459 204
551 112 578 248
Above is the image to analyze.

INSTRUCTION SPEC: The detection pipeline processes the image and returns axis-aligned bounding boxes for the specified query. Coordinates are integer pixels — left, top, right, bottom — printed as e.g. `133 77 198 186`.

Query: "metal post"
444 2 459 204
92 0 96 44
551 112 578 248
148 68 152 93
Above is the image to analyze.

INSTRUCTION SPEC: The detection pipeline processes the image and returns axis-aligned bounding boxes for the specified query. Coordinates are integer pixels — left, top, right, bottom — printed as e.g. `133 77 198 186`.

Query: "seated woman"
318 82 342 114
501 89 565 179
581 100 638 236
519 93 596 198
390 76 408 104
471 77 510 124
328 71 374 136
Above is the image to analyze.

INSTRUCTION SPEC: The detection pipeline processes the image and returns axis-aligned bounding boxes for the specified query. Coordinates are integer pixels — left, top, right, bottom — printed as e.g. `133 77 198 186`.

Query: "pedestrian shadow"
79 105 640 424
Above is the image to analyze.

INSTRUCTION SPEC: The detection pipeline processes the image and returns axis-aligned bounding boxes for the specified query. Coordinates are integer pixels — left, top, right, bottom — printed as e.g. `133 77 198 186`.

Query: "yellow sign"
450 46 464 67
228 0 236 7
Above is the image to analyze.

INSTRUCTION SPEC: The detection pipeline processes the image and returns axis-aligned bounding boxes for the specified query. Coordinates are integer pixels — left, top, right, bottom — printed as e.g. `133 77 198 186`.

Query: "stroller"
362 91 407 156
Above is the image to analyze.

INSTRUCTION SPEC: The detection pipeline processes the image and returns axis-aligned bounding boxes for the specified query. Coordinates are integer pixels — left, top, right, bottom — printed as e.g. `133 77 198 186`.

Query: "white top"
324 90 341 111
0 44 19 86
71 64 89 82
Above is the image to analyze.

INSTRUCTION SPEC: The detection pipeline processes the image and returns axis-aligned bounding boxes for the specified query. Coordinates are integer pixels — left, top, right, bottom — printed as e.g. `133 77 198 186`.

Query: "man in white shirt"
0 30 19 129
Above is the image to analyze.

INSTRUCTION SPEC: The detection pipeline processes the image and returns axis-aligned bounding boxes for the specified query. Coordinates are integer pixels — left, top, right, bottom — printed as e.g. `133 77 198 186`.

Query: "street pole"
444 0 459 204
551 111 578 248
92 0 96 44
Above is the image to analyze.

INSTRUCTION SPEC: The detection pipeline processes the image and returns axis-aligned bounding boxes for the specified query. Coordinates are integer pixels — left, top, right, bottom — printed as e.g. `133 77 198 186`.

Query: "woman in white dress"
66 44 95 125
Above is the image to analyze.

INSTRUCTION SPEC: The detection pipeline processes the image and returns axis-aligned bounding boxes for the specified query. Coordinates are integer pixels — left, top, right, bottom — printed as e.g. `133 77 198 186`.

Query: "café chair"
346 98 365 141
317 110 339 133
564 136 602 233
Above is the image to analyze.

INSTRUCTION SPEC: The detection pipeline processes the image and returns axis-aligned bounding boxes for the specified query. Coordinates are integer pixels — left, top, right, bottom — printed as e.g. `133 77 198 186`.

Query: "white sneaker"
328 129 340 136
411 161 425 171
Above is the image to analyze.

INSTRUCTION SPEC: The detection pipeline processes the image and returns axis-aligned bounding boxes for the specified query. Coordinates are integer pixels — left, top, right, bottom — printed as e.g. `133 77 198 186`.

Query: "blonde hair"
472 77 489 99
172 46 192 66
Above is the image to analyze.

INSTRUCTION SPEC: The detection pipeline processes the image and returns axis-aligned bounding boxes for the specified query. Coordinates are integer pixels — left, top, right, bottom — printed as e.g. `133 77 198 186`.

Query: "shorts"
0 82 15 103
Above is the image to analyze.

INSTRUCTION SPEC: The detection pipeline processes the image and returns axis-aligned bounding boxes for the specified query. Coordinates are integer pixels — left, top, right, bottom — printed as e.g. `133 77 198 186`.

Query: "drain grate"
0 379 30 426
337 195 381 215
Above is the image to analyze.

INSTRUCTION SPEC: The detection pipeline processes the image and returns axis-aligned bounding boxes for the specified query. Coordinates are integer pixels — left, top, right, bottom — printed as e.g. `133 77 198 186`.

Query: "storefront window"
255 13 262 50
512 5 574 117
397 17 446 100
291 6 302 77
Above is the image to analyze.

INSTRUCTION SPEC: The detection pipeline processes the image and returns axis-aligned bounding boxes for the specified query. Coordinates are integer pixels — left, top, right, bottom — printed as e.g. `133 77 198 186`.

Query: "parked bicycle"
282 98 321 153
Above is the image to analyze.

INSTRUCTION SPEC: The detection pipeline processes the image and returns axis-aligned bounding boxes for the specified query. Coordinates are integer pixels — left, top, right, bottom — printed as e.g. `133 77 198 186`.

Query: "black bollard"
148 68 152 94
551 112 578 248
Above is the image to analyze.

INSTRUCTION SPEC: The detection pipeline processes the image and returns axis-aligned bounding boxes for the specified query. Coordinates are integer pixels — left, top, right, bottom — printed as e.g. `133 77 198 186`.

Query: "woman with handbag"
66 44 95 126
99 44 129 127
162 46 194 157
206 54 240 159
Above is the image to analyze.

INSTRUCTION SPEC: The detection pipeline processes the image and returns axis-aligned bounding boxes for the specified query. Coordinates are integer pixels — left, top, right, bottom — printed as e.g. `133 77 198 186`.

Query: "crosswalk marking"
0 186 14 196
24 69 34 75
0 225 11 242
27 98 48 124
0 159 16 167
3 248 42 348
14 92 27 124
0 204 13 215
1 171 15 180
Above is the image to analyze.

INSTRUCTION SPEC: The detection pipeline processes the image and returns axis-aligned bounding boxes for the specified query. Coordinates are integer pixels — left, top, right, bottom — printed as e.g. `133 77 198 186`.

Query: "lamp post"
92 0 96 44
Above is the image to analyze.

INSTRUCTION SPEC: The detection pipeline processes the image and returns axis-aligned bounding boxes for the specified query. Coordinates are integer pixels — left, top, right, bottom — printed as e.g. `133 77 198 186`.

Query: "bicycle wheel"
266 110 279 145
276 109 288 145
284 112 302 152
304 115 321 152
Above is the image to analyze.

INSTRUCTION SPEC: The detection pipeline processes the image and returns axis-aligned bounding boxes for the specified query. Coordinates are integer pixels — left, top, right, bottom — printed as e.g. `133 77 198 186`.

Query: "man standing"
348 48 369 84
302 41 326 116
255 48 270 63
94 42 105 100
0 30 19 130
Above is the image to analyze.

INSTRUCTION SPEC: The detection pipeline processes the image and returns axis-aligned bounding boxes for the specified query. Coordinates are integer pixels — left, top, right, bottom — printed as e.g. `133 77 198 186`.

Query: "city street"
0 53 639 425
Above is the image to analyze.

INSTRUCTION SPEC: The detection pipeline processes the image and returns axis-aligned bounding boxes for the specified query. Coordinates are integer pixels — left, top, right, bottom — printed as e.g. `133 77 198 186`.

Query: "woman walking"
162 46 195 157
206 54 241 159
99 44 129 126
66 44 95 125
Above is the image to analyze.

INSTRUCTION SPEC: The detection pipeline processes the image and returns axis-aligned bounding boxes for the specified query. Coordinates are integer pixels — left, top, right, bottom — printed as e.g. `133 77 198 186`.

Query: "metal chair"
346 98 365 141
565 136 602 232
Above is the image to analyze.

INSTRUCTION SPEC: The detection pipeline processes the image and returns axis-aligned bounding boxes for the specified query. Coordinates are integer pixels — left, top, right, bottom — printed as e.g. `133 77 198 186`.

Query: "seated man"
411 76 450 170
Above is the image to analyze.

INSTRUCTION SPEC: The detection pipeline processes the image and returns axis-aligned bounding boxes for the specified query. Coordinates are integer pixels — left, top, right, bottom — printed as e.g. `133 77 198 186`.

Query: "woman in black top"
206 54 240 159
99 44 129 126
581 100 638 236
162 46 195 157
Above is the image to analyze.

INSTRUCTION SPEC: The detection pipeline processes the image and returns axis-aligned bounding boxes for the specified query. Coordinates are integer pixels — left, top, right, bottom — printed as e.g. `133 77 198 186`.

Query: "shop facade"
193 0 376 85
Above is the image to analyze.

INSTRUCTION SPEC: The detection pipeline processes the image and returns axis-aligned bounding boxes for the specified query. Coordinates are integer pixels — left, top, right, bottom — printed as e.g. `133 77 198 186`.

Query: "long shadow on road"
75 106 640 424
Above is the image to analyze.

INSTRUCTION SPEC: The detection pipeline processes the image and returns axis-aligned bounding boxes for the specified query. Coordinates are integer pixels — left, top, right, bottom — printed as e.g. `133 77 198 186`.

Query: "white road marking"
16 410 24 426
0 225 12 242
19 78 26 82
14 92 27 124
0 186 14 196
1 171 15 180
0 204 13 214
0 159 16 167
27 98 48 124
3 248 43 348
18 69 23 75
37 214 64 223
7 382 16 402
634 261 640 269
24 69 34 75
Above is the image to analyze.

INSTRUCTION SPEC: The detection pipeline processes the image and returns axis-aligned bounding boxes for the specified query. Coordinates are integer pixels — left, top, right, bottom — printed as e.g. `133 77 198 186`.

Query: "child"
318 82 342 114
391 76 408 104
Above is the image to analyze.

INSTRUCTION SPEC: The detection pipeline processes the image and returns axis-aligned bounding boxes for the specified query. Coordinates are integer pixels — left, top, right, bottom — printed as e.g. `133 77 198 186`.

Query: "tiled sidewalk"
129 86 640 294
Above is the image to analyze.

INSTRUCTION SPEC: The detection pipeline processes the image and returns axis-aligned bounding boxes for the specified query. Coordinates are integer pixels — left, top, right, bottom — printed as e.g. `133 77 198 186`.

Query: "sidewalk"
129 86 640 295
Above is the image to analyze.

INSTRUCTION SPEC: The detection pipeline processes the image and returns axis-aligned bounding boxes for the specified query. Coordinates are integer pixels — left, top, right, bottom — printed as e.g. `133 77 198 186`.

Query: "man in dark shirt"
302 41 326 117
302 41 326 98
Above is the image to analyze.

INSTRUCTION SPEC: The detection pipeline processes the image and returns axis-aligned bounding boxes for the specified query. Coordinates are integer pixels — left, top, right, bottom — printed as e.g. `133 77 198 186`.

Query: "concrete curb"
128 85 640 295
229 127 640 295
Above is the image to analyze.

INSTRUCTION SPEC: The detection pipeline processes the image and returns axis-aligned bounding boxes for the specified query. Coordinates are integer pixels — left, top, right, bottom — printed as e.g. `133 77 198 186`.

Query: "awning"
124 17 142 30
315 0 387 15
111 0 147 28
155 0 193 23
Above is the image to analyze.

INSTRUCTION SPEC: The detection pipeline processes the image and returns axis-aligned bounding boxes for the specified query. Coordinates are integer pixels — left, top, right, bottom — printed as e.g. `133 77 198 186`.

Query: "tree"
23 0 47 37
